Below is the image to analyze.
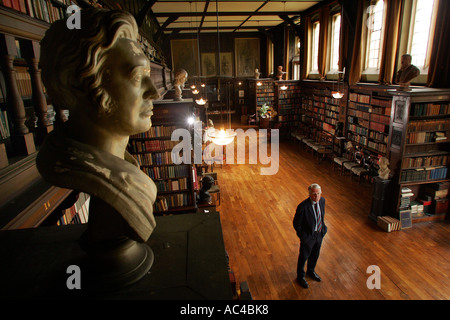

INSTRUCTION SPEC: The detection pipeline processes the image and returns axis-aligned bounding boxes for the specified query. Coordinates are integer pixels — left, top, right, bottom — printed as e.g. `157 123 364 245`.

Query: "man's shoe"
297 277 309 288
307 271 322 282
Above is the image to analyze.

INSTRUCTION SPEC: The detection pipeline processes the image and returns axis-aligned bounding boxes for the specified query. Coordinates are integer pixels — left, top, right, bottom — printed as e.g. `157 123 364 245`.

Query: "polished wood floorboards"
215 130 450 300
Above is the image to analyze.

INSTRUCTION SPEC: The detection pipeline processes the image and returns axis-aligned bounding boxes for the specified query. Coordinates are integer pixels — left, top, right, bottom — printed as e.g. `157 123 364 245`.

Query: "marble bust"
38 8 159 289
173 68 188 101
378 157 390 180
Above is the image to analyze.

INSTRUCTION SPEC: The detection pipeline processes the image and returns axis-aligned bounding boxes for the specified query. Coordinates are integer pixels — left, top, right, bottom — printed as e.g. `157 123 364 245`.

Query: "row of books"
369 121 389 134
400 167 448 182
402 154 449 169
371 106 391 116
348 123 368 136
15 66 32 97
377 216 402 232
407 119 450 132
130 125 178 139
128 139 179 153
349 92 371 104
154 193 192 212
0 111 10 139
56 192 90 226
407 131 447 144
347 107 370 120
411 103 450 117
2 0 72 23
371 97 392 107
367 140 387 154
154 177 189 193
347 132 368 146
140 164 190 180
370 113 390 125
368 130 388 143
132 151 187 166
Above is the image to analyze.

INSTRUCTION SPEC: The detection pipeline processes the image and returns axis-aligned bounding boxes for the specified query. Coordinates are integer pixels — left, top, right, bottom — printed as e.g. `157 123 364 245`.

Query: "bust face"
101 38 159 136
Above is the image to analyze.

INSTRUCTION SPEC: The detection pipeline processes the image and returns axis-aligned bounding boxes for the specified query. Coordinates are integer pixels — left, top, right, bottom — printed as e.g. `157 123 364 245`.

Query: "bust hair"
174 69 187 84
40 8 139 116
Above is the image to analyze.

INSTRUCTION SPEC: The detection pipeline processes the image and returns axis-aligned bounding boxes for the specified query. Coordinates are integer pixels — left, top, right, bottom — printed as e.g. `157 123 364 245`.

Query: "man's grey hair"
308 183 322 192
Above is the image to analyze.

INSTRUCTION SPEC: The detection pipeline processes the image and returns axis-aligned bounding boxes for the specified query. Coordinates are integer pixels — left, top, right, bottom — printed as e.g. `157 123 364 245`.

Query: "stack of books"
400 187 414 209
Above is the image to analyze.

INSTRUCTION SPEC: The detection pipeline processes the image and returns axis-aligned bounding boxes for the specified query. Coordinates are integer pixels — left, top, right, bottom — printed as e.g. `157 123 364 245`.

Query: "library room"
0 0 448 308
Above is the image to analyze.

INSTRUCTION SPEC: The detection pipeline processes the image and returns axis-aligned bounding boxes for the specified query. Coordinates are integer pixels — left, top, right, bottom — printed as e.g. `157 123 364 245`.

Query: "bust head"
40 8 159 150
174 68 188 86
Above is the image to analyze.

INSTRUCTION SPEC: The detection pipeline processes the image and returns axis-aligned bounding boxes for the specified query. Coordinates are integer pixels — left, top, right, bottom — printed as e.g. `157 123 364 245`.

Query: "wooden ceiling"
149 0 322 34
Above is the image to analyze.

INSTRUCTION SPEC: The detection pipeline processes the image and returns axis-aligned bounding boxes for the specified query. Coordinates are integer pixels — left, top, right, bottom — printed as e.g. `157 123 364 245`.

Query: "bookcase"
300 81 346 136
347 85 392 156
128 99 196 215
275 80 301 135
248 78 275 122
387 88 450 223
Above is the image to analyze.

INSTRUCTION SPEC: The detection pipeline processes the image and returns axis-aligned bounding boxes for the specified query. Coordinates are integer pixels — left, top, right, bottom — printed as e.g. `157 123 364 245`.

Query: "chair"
343 149 363 176
312 132 333 163
351 152 370 182
201 172 220 206
333 142 353 174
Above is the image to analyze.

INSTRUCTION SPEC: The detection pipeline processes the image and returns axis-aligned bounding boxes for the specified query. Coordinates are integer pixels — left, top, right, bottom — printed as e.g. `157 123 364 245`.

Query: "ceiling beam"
152 11 303 18
136 0 158 27
154 16 179 42
197 0 211 32
232 0 271 33
279 14 301 36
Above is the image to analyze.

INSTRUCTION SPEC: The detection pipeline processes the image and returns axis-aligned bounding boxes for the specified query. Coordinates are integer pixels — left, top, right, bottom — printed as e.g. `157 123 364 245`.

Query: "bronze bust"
396 54 420 90
38 8 159 289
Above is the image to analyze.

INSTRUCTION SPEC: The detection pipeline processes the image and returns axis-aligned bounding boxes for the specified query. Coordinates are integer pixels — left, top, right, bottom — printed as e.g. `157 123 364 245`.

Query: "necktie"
315 203 322 232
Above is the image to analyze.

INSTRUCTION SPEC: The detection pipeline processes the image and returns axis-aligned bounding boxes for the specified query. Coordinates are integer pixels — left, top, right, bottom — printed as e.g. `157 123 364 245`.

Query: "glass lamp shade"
196 97 207 105
207 128 236 146
331 91 344 99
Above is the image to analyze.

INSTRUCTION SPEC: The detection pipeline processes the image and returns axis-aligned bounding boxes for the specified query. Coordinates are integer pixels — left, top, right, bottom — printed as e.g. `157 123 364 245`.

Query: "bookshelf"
128 99 196 215
276 80 301 135
387 88 450 223
248 78 275 123
346 87 392 156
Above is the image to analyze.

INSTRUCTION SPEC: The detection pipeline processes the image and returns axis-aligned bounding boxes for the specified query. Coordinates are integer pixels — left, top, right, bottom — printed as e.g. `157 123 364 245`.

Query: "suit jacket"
293 197 327 241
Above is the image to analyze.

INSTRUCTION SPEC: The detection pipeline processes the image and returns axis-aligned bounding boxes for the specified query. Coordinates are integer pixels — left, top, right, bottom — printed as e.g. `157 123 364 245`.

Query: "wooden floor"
214 128 450 300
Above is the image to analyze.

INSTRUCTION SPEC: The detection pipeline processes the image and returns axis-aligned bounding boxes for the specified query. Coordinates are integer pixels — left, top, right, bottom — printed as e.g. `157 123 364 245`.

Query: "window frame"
327 12 342 79
361 0 387 81
309 20 320 77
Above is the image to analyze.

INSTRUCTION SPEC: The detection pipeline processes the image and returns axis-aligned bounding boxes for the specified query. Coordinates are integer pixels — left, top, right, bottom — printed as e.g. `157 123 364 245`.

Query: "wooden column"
22 40 53 145
0 34 35 156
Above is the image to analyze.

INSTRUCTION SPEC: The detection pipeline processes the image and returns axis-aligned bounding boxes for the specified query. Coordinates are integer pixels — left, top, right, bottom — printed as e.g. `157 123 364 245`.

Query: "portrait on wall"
235 38 260 77
220 52 233 76
201 53 216 77
171 39 199 76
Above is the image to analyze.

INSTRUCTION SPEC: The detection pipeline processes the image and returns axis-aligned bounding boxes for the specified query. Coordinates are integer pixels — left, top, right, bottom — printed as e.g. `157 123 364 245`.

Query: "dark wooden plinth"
0 212 232 300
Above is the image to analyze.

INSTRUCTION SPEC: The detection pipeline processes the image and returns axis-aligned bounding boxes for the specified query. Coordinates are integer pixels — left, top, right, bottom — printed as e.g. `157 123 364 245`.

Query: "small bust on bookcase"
37 8 160 290
173 68 188 101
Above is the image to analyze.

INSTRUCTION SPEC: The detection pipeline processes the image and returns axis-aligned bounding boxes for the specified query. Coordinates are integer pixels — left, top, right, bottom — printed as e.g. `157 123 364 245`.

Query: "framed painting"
171 39 199 77
219 52 233 76
201 53 216 76
235 38 260 77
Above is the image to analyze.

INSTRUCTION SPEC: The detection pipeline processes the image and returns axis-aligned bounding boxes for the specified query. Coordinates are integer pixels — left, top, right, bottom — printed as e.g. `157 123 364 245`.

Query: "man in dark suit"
293 183 328 288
